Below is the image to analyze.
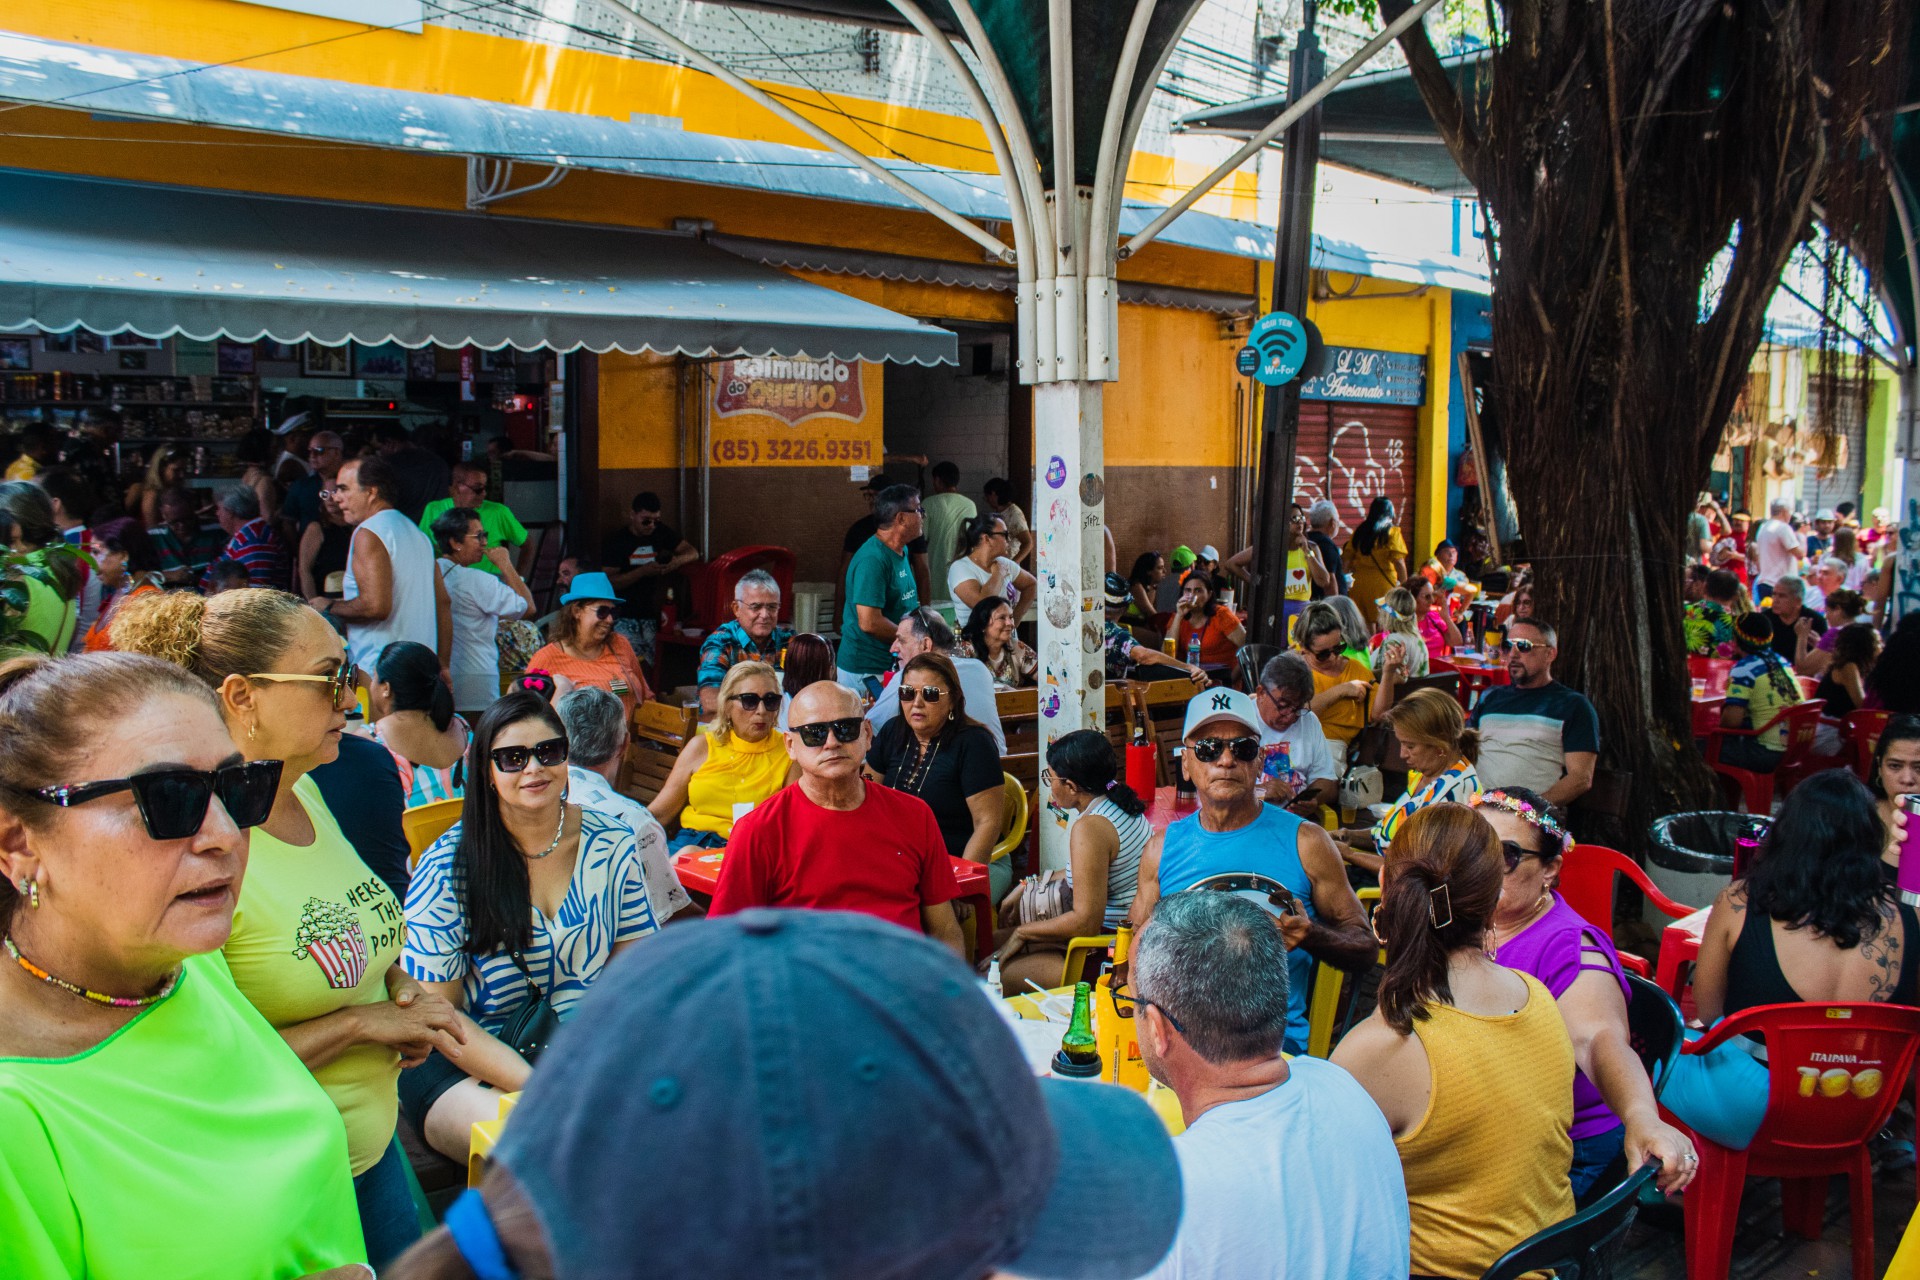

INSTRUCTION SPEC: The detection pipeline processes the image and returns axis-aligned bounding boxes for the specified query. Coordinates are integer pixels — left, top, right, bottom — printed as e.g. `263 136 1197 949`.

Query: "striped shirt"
1370 759 1481 852
367 717 470 809
203 518 290 591
1068 796 1151 929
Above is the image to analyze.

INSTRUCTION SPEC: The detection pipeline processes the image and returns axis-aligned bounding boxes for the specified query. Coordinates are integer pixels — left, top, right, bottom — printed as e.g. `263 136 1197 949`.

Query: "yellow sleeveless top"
1398 969 1575 1279
681 727 791 837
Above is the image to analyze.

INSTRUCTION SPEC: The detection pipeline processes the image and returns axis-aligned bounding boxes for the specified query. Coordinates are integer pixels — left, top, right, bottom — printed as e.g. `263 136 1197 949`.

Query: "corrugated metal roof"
0 167 957 363
0 30 1491 294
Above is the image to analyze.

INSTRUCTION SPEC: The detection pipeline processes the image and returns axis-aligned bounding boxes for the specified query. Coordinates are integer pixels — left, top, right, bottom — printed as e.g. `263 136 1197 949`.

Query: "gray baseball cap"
493 909 1183 1280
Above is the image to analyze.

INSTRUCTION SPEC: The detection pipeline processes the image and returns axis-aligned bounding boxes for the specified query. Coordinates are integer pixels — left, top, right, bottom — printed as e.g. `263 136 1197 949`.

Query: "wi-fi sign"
1249 311 1310 387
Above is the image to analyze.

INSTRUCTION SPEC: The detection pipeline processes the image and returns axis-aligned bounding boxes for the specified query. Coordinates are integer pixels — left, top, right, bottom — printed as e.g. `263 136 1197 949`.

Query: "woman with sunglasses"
1332 803 1575 1280
112 588 466 1269
647 661 795 852
0 652 367 1279
525 571 650 719
867 652 1008 900
364 640 471 809
402 691 659 1163
1474 787 1697 1204
948 511 1035 629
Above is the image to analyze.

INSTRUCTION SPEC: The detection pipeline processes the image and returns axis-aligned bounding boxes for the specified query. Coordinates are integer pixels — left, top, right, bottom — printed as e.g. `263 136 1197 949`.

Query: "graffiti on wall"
1292 417 1411 532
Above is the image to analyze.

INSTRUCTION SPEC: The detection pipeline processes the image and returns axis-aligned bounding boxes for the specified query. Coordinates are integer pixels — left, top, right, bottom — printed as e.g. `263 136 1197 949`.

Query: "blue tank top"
1159 804 1317 1051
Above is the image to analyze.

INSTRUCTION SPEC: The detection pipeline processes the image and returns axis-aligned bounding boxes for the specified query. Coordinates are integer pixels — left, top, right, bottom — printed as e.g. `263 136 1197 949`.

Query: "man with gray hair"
1304 499 1346 599
1253 652 1338 816
1761 571 1825 664
865 606 1005 752
555 685 697 922
696 568 794 715
203 483 289 590
1132 891 1408 1279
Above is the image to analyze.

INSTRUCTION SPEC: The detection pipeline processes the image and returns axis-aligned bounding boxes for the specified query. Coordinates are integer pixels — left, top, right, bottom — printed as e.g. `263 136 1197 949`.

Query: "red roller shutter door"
1291 401 1418 543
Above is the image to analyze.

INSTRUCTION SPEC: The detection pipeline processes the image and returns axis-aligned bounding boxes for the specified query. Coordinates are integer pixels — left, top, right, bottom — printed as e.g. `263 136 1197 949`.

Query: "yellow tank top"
681 727 791 836
1397 969 1575 1279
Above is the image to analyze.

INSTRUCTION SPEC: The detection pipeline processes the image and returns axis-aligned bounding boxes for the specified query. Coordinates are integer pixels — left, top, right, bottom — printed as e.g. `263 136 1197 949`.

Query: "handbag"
498 950 562 1064
1016 873 1075 926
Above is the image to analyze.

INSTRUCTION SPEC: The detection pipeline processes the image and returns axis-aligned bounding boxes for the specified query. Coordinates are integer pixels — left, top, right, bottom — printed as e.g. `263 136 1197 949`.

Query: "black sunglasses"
491 737 569 773
1305 642 1343 660
589 605 617 621
31 760 283 841
1190 736 1261 765
1501 839 1539 873
729 692 784 712
1109 989 1185 1033
791 717 864 748
899 685 946 704
1501 638 1543 654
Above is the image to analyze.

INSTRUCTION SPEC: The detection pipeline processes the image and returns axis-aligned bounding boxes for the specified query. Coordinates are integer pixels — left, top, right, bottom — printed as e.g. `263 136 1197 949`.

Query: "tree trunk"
1381 0 1909 845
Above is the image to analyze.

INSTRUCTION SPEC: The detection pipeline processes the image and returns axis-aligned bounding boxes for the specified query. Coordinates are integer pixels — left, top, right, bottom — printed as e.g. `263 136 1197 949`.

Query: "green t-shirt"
419 498 529 576
839 535 919 674
921 491 977 602
227 774 404 1175
0 950 364 1279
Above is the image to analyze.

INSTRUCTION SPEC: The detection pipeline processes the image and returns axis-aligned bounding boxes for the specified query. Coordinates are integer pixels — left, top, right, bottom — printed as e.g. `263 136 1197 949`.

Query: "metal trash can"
1645 811 1772 923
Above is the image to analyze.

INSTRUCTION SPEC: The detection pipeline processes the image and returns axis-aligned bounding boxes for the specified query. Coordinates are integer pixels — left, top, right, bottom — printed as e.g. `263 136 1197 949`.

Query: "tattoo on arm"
1863 904 1901 1003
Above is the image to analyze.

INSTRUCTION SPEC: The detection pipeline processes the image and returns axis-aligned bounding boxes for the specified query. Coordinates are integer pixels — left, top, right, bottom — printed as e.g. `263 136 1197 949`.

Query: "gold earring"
248 720 258 742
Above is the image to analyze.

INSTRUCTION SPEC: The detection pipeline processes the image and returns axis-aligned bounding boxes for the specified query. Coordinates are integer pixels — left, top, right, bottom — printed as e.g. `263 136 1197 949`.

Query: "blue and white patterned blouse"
401 805 657 1035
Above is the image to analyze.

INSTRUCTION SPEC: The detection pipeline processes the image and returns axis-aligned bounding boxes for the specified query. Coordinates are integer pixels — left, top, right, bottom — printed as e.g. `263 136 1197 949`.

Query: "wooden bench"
1130 679 1201 787
623 701 699 804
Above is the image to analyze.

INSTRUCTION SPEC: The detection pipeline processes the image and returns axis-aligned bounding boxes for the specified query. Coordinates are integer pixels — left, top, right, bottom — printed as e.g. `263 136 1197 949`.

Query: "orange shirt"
84 581 160 652
1174 607 1241 668
526 633 651 716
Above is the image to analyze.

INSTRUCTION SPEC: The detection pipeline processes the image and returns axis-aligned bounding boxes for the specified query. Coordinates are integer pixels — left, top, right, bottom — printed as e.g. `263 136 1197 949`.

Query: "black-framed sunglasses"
490 737 569 773
899 685 946 704
1305 641 1343 661
729 692 784 712
247 660 355 706
30 760 283 841
1109 989 1185 1033
589 605 618 621
791 717 864 748
1501 840 1537 873
1190 736 1261 765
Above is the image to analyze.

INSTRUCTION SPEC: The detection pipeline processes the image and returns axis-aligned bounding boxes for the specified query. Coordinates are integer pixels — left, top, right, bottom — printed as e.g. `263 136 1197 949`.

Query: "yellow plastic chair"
403 797 464 868
1306 886 1382 1058
989 773 1028 864
1059 934 1118 988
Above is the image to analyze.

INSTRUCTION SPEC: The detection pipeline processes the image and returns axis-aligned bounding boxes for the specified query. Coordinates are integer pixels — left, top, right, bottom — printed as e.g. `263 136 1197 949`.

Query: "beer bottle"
1051 981 1102 1078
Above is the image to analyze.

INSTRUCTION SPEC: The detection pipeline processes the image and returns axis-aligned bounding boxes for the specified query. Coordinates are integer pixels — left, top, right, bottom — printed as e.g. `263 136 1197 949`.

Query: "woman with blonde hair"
1333 803 1576 1279
113 588 465 1267
1338 688 1480 877
1370 584 1431 708
648 660 795 851
125 445 187 529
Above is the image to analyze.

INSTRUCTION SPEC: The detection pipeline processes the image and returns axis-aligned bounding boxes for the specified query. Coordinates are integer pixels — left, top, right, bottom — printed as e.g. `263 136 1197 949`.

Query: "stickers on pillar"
1040 673 1061 719
1045 591 1074 629
1235 344 1259 376
1045 456 1068 488
1081 620 1102 653
1079 473 1104 506
1048 498 1067 527
1249 311 1314 387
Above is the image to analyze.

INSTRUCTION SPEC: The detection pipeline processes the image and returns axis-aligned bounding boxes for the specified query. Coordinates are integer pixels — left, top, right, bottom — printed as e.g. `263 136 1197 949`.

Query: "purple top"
1492 894 1631 1140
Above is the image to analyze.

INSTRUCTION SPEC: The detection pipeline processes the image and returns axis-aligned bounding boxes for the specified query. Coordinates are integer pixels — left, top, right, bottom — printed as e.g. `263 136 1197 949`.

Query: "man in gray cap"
388 909 1183 1280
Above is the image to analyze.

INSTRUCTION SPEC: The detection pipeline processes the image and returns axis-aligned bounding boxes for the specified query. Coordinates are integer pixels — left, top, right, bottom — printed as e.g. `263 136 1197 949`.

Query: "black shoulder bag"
499 950 562 1064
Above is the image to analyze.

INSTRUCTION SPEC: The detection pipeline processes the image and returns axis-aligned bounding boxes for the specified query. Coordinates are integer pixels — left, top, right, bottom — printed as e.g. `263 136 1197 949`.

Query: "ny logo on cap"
1211 693 1232 710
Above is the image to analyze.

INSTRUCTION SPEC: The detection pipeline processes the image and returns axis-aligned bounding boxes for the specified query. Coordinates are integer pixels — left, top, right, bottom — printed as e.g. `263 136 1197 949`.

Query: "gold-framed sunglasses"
246 660 355 705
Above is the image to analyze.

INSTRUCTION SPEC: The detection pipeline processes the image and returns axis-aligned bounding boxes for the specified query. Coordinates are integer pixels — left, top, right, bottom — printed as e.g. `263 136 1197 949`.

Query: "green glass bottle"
1051 981 1103 1079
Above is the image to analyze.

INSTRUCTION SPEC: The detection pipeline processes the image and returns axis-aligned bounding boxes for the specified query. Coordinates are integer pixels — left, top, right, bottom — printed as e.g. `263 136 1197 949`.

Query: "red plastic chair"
685 546 798 630
1846 708 1893 784
1559 844 1693 978
1452 663 1508 712
1660 1002 1920 1280
1704 701 1827 814
1688 654 1733 695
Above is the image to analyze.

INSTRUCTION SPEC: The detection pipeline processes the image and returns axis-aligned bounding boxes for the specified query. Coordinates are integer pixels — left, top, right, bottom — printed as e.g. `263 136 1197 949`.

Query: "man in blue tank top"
1132 688 1376 1053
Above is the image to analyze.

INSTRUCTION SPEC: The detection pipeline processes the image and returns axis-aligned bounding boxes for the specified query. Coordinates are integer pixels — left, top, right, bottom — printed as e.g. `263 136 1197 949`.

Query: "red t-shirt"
708 781 959 933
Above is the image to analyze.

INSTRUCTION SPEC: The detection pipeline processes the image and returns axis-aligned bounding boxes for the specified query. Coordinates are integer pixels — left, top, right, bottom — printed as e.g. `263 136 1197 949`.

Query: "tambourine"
1186 872 1299 918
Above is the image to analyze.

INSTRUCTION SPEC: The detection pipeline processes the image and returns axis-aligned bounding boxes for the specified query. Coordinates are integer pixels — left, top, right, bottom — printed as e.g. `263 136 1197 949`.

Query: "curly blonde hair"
110 587 311 690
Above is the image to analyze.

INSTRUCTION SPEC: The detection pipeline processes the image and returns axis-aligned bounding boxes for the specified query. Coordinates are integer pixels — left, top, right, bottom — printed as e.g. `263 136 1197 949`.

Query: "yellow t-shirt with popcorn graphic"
226 773 404 1175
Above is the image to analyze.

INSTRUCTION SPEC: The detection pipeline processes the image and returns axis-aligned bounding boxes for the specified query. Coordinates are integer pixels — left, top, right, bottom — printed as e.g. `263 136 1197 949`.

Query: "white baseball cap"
1181 687 1263 740
1199 544 1222 562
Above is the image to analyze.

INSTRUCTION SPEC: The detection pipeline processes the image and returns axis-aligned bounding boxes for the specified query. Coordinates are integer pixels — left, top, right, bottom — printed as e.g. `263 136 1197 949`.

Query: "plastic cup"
1690 677 1708 699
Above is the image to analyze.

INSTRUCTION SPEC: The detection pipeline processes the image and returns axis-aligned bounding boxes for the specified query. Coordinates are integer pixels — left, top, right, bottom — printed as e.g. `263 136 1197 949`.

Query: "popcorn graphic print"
292 896 370 990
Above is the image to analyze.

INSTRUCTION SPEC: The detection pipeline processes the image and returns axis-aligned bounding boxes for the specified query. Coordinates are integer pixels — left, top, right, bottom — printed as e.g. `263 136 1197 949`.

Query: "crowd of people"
6 419 1920 1279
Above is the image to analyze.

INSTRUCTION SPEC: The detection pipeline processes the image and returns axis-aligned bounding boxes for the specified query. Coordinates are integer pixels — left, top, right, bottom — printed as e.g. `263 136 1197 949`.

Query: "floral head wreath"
1471 789 1571 854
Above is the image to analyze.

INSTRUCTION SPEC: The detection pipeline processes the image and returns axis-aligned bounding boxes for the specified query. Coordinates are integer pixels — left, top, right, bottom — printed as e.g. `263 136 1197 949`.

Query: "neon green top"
0 949 364 1279
227 774 404 1175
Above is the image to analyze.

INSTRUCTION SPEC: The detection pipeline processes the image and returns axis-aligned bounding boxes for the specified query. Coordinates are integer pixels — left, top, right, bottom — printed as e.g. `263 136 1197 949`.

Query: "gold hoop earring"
248 720 258 742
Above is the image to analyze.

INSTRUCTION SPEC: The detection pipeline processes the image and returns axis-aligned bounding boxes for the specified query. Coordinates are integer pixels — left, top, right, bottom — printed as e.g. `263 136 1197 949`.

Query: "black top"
1816 668 1859 719
869 719 1002 860
308 730 412 903
1765 606 1827 662
310 521 353 597
283 471 324 533
1307 530 1344 599
384 444 451 524
843 514 928 557
601 522 682 619
1725 895 1920 1021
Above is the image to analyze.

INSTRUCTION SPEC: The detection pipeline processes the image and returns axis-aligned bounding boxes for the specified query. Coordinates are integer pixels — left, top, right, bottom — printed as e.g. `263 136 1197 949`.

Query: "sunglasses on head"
247 660 355 706
791 717 864 748
729 692 784 712
490 737 568 773
1189 736 1261 764
899 685 946 705
30 759 283 841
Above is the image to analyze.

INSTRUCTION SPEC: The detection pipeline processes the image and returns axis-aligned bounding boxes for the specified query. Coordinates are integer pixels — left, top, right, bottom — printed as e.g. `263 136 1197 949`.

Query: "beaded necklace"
4 935 180 1009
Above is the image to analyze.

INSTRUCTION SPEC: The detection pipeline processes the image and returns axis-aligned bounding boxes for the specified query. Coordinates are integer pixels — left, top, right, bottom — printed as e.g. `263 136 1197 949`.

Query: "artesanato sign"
1299 346 1426 405
714 357 865 424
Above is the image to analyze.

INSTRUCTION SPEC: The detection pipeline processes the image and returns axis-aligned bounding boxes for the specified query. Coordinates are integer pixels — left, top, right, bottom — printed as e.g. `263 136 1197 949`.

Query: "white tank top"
343 507 439 674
